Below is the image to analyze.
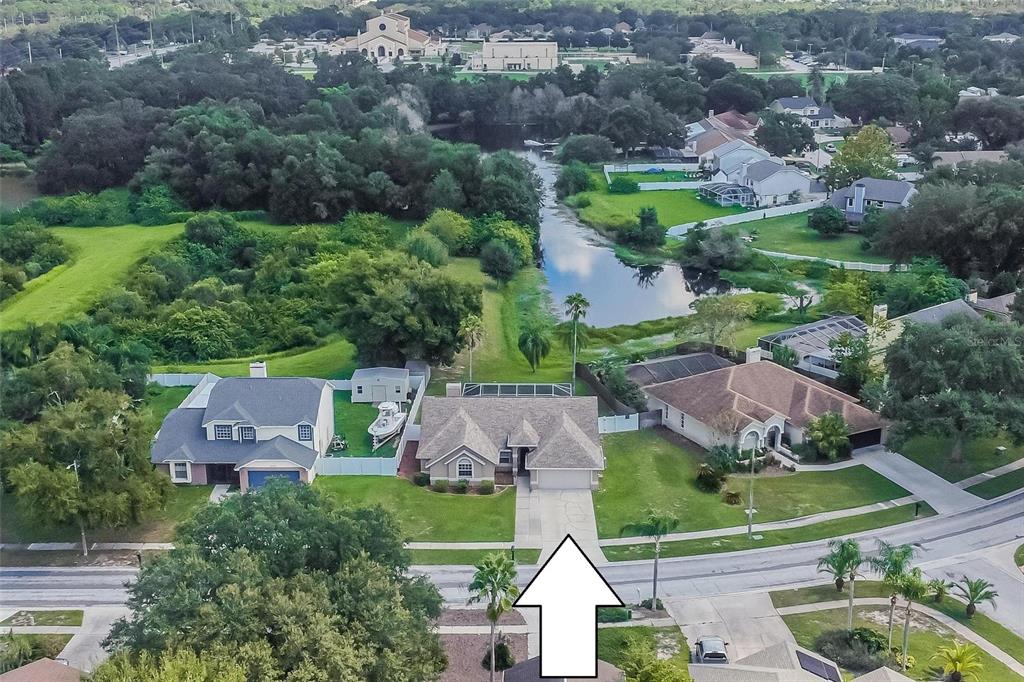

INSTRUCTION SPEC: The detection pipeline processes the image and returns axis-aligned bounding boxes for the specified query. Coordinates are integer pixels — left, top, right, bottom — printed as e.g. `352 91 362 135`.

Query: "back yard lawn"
900 433 1024 482
153 336 358 379
608 171 699 183
142 384 192 438
736 213 892 264
333 391 396 457
314 476 516 542
594 430 910 538
572 186 746 231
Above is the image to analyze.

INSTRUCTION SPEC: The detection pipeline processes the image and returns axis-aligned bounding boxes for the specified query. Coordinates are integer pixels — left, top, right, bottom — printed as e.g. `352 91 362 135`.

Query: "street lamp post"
746 438 760 540
66 460 88 557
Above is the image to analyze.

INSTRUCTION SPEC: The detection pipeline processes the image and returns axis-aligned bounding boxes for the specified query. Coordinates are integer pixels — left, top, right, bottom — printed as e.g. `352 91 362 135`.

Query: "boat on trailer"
368 402 406 451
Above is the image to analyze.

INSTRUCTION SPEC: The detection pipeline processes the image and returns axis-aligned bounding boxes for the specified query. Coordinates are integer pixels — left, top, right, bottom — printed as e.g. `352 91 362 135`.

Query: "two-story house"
151 364 334 492
768 97 852 129
829 177 916 224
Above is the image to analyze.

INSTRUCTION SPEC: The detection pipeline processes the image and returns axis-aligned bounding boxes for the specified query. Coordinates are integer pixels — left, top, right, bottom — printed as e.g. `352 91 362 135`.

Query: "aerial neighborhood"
1 1 1023 681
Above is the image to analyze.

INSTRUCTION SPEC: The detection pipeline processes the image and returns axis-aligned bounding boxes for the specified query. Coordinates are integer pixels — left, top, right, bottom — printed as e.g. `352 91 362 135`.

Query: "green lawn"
900 433 1024 482
333 391 396 457
770 581 1024 666
783 607 1021 682
596 626 690 670
737 213 891 264
602 504 930 561
0 484 212 544
313 476 516 542
0 610 83 626
573 185 746 232
966 468 1024 499
608 171 700 183
142 384 193 438
408 548 541 565
595 430 910 539
153 336 358 379
0 224 184 328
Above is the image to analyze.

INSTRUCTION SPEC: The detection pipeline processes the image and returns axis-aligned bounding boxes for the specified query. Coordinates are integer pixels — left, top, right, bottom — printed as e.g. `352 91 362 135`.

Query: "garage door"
535 469 592 490
247 470 301 489
371 385 387 402
849 429 882 449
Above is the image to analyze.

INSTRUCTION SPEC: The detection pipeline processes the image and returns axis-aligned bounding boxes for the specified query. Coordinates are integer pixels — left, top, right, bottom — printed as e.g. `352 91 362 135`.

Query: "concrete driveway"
514 478 602 564
856 447 982 514
663 592 794 661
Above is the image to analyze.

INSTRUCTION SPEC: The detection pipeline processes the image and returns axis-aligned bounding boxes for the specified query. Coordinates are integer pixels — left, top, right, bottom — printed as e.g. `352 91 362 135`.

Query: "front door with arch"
766 425 782 450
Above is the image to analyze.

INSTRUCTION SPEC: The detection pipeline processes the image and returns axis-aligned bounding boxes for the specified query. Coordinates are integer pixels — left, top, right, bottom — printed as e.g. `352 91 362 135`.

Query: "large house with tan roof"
642 354 884 452
415 396 604 489
333 12 440 60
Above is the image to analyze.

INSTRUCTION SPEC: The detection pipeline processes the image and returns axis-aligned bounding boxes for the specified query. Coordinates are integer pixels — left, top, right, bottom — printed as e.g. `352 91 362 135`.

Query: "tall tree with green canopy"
105 482 445 681
468 553 520 682
817 538 864 630
824 124 898 190
870 541 916 652
755 111 814 157
518 321 552 373
621 510 680 607
459 314 485 382
563 293 590 387
680 295 753 349
92 650 247 682
881 316 1024 463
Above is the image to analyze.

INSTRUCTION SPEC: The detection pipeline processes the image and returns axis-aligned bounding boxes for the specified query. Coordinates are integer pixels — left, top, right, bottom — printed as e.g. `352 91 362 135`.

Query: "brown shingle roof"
0 659 82 682
645 361 881 433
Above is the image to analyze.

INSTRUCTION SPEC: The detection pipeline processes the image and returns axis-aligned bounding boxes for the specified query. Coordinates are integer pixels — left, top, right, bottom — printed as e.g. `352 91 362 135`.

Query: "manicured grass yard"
966 467 1024 499
0 484 212 544
313 476 516 542
900 433 1024 482
333 391 396 457
770 581 1024 666
596 626 690 670
408 548 541 565
0 610 84 626
737 213 892 264
153 336 359 379
783 607 1021 681
574 186 745 231
595 430 910 539
608 171 698 183
0 224 184 327
142 384 193 438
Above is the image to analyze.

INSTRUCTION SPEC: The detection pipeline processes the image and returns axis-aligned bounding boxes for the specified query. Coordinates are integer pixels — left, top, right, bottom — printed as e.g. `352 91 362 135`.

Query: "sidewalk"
956 457 1024 489
855 448 982 514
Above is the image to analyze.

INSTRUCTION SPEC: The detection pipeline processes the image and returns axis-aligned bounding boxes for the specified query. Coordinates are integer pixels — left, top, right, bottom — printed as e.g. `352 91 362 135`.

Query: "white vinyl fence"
665 200 825 236
148 373 210 387
638 181 703 191
598 414 640 434
752 249 906 273
316 456 398 476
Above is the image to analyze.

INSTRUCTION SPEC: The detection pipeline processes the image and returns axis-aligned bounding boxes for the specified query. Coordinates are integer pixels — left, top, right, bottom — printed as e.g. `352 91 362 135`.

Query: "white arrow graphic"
514 534 623 678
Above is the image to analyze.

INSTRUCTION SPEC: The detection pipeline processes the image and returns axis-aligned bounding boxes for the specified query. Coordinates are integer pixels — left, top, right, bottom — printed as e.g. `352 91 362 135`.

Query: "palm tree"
620 509 680 608
468 553 520 682
871 541 916 652
928 578 953 604
817 538 864 631
563 293 590 388
932 640 985 682
896 568 929 671
517 321 551 373
954 577 998 618
459 314 484 382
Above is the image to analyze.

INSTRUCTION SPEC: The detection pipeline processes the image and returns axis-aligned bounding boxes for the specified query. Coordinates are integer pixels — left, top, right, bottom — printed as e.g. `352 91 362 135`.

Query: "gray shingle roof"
774 96 817 109
151 408 317 467
202 377 328 427
896 298 981 324
830 177 915 207
351 367 410 380
416 397 603 470
744 159 789 182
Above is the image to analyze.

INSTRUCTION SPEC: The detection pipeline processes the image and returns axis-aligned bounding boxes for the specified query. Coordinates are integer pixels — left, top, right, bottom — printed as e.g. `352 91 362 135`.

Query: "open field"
735 213 892 263
0 224 184 327
313 476 516 542
573 185 746 231
595 430 911 539
900 433 1024 482
783 607 1021 681
153 336 358 379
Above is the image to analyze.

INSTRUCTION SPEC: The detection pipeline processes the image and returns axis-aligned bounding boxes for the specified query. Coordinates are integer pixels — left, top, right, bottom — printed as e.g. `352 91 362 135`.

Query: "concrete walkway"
58 606 128 672
600 496 917 546
209 484 231 503
956 457 1024 489
777 599 1024 677
514 476 542 550
855 448 983 514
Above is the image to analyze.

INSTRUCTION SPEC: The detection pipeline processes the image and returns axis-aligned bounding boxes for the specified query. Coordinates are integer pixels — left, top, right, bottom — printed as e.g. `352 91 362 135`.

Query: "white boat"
368 402 406 451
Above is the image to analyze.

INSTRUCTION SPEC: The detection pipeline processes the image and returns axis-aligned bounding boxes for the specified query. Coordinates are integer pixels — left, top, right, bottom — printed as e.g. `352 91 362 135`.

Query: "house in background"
350 367 411 403
758 315 869 379
332 12 440 60
932 150 1008 169
970 290 1017 319
0 659 83 682
892 33 944 50
829 177 916 224
643 353 884 453
683 110 759 162
983 32 1021 44
151 364 333 492
709 140 771 183
415 396 604 489
738 158 814 206
769 96 852 129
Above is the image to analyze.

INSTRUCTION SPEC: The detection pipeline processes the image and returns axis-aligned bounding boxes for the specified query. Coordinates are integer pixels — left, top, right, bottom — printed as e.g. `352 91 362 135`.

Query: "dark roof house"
830 177 916 222
503 658 624 682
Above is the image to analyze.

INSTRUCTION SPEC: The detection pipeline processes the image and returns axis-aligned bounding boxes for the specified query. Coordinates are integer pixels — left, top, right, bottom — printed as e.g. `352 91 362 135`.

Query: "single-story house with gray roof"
830 177 916 223
152 371 334 492
415 396 604 489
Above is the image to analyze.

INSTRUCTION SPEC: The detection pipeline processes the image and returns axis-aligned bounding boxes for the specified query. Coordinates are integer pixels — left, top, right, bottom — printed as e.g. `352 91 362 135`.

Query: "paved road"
0 567 134 607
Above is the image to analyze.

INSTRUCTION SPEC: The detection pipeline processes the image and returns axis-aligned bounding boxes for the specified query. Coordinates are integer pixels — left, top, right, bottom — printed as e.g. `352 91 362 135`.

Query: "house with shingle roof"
769 97 852 129
829 177 916 223
643 354 884 452
151 364 334 492
415 396 604 489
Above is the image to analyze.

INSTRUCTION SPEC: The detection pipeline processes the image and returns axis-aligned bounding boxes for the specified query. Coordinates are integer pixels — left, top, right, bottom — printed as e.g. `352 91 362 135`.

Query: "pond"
0 171 40 210
432 123 738 327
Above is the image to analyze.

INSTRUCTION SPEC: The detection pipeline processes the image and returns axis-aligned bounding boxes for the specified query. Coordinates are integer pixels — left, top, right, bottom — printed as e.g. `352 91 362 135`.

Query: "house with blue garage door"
151 364 334 492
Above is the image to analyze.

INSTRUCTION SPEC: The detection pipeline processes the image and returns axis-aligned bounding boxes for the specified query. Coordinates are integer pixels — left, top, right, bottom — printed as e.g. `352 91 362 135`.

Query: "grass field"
770 581 1024 666
608 171 700 183
574 186 746 231
333 391 396 457
142 384 193 438
408 548 541 565
900 433 1024 482
0 610 84 626
0 224 184 328
313 476 516 542
783 607 1021 681
153 336 358 379
966 468 1024 499
596 626 690 671
736 213 892 264
595 430 911 539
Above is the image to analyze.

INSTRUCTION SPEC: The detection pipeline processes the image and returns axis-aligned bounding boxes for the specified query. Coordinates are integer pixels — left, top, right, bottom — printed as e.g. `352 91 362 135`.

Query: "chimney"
249 361 267 378
872 304 888 322
967 290 978 304
852 183 866 215
745 347 762 364
707 109 715 119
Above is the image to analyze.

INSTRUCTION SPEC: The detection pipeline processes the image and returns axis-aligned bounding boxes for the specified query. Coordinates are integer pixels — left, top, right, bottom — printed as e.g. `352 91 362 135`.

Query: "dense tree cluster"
0 219 70 301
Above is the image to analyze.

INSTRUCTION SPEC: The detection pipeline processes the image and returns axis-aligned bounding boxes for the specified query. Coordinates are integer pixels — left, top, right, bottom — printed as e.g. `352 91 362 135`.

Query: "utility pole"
113 20 121 64
746 442 758 539
190 13 195 44
27 40 32 64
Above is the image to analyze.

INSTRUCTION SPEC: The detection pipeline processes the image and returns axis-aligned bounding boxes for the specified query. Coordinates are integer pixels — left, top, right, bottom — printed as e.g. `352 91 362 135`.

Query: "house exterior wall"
199 385 333 456
351 376 410 403
468 42 558 71
750 170 811 206
649 398 731 449
430 456 495 482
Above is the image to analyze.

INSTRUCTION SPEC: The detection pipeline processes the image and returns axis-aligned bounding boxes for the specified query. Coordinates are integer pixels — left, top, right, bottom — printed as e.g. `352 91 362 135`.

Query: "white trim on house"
169 461 192 483
456 458 474 479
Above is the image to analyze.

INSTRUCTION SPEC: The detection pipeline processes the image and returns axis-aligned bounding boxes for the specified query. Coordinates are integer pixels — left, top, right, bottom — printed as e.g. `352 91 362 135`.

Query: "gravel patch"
440 633 529 681
438 609 526 627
